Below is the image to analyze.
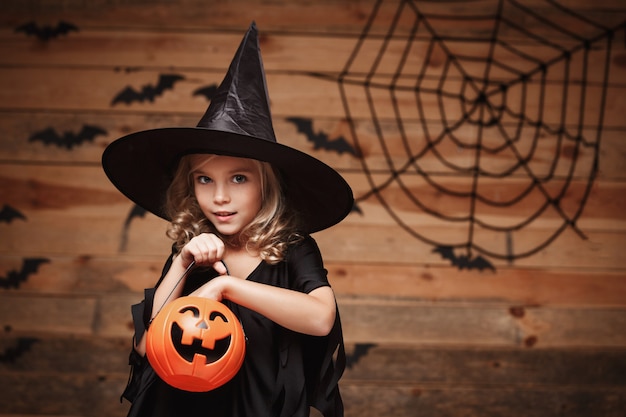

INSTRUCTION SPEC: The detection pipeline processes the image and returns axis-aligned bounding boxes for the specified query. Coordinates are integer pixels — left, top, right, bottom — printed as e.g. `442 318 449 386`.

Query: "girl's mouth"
214 211 236 221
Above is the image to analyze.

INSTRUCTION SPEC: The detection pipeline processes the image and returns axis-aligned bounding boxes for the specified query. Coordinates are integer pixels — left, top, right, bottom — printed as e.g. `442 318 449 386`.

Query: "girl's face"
190 154 263 237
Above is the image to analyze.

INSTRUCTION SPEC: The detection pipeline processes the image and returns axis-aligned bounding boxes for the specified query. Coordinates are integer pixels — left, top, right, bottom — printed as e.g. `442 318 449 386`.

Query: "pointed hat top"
197 22 277 143
102 22 353 234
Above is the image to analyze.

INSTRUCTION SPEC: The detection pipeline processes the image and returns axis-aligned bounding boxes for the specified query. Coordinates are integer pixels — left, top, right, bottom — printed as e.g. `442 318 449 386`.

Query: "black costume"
122 236 346 417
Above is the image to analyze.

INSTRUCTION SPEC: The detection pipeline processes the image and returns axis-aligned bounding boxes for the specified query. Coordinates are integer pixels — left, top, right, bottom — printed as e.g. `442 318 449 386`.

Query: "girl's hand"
191 276 338 336
189 275 229 301
179 233 228 275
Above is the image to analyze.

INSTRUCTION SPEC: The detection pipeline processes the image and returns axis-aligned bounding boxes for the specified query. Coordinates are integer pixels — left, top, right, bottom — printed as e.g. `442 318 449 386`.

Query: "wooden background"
1 0 625 416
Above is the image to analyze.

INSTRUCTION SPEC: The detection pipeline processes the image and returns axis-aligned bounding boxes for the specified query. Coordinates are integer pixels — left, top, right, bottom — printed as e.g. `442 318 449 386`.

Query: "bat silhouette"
287 117 360 157
0 338 39 364
15 21 78 41
0 258 50 289
193 84 219 101
111 73 185 105
0 205 26 223
119 204 148 252
28 125 107 149
346 343 376 370
432 246 496 272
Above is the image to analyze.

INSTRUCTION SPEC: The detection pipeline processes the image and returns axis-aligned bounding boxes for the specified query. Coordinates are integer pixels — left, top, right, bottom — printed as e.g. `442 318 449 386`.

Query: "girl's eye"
197 175 212 184
233 174 247 184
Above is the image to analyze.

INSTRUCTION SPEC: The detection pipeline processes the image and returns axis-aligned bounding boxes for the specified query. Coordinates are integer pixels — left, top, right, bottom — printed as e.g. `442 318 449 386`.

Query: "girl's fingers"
186 233 225 266
213 260 228 275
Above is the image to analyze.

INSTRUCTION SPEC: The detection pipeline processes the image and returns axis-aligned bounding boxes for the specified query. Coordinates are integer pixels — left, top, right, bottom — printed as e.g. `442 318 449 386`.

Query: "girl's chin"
214 227 241 239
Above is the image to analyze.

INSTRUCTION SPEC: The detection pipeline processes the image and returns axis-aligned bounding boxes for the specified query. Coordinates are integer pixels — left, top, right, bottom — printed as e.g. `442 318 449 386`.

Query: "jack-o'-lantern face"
171 306 232 364
146 296 246 392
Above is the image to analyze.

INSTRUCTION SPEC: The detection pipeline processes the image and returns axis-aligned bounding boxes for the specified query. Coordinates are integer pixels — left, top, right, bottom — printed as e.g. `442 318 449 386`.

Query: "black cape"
121 236 345 417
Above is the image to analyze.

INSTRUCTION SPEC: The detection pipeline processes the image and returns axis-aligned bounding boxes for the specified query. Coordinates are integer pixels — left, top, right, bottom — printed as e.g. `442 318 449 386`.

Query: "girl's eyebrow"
191 166 256 175
190 168 208 176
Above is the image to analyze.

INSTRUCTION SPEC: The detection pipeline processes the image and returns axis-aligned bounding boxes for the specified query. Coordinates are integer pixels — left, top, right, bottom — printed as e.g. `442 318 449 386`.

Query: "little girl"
102 23 353 417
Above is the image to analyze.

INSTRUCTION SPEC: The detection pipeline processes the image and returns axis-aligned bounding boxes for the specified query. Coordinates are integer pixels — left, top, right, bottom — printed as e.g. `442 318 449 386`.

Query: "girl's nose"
213 183 230 204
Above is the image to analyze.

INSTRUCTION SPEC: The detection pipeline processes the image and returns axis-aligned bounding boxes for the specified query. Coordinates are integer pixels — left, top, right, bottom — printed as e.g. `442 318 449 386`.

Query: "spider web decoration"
337 0 624 264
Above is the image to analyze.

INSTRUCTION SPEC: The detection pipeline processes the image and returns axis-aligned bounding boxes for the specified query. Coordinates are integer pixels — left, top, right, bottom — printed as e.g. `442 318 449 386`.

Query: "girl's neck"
219 232 245 249
223 245 262 279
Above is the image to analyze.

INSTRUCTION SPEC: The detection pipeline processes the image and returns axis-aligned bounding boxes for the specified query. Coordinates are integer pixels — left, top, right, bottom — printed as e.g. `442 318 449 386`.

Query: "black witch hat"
102 22 353 233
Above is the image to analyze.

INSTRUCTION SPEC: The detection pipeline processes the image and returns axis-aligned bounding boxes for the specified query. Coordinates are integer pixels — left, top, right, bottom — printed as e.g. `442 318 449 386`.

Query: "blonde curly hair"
164 154 302 264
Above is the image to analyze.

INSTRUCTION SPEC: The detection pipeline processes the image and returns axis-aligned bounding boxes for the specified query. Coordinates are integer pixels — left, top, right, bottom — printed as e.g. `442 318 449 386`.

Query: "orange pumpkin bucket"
146 296 246 392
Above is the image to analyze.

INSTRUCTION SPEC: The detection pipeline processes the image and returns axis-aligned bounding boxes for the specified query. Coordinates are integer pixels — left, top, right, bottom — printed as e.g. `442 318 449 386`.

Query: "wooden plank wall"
1 0 625 416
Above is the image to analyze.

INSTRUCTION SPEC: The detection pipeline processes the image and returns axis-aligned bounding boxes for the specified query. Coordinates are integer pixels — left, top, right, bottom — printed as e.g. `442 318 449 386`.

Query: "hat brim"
102 127 354 234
